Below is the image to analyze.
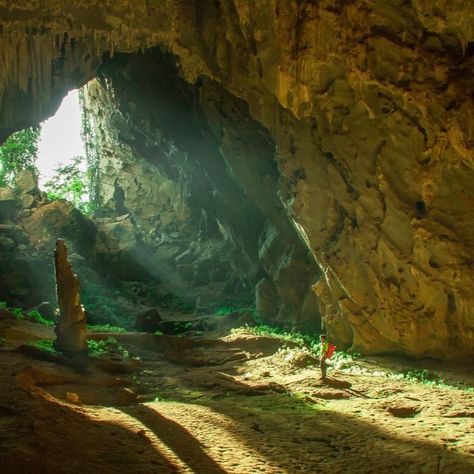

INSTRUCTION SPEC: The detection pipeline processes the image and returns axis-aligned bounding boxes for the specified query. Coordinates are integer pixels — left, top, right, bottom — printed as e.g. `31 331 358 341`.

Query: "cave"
0 2 473 473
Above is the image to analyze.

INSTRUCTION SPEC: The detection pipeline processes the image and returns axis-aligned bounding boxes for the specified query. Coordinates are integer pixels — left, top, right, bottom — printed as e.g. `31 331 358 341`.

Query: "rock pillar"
54 239 87 355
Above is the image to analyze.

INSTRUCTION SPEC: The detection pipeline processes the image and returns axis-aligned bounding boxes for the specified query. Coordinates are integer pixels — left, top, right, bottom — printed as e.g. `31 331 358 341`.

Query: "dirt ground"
0 316 473 474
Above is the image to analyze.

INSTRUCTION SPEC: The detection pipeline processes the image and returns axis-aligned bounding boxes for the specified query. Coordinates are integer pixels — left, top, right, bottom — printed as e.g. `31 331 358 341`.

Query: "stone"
15 169 38 195
36 302 57 322
20 194 35 209
0 186 17 221
54 239 88 356
256 278 279 324
134 308 162 333
0 224 29 244
22 201 96 253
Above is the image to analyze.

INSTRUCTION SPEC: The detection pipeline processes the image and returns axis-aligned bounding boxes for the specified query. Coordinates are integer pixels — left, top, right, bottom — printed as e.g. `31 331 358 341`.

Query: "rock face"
0 1 473 359
83 51 320 320
54 239 87 356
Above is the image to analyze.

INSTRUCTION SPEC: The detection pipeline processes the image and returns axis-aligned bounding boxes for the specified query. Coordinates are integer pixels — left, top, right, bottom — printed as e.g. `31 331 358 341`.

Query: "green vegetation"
87 323 127 333
232 324 363 369
27 310 54 326
28 339 59 356
0 126 41 186
0 302 55 326
44 155 92 214
215 306 255 316
79 87 100 211
233 324 321 353
87 337 129 358
81 282 132 328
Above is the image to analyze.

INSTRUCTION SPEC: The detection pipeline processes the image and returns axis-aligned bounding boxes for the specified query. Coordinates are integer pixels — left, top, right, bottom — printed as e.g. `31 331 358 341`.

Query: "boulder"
135 308 162 333
256 278 279 324
0 224 29 244
0 187 17 221
22 201 96 254
36 302 57 322
15 169 38 195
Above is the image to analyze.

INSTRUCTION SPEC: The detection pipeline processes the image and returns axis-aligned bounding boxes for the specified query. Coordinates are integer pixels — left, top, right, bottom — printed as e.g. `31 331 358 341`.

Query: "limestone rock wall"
0 0 473 358
83 49 319 322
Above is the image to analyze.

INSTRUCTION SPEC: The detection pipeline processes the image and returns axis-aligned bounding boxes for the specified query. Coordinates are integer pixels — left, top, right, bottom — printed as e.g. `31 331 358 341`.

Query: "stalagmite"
54 238 88 356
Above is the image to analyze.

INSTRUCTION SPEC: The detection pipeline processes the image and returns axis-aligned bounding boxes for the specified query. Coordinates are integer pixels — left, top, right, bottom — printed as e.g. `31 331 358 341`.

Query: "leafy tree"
44 155 92 213
0 126 41 186
79 88 100 211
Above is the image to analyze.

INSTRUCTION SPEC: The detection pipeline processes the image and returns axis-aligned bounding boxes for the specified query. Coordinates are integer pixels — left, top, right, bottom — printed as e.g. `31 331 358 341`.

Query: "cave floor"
0 318 473 474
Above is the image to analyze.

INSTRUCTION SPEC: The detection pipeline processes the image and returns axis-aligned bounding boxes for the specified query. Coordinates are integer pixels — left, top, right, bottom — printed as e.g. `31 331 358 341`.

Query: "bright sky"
37 89 85 187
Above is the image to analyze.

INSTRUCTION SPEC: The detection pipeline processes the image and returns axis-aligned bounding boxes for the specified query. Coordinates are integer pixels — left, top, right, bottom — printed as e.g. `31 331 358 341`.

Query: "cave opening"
0 46 322 337
1 4 473 472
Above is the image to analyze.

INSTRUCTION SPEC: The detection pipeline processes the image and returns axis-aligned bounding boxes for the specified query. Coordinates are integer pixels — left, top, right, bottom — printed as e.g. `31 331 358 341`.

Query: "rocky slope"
0 1 473 358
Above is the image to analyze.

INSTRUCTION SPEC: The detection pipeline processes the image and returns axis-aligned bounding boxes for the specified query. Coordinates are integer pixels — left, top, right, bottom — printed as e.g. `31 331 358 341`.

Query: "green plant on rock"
87 337 129 358
87 323 126 333
44 156 92 213
81 282 132 328
0 126 41 187
28 339 59 356
27 310 54 326
215 306 256 317
11 307 24 318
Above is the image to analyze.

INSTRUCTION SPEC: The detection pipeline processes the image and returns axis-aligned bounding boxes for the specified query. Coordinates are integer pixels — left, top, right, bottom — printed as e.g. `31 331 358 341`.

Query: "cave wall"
83 49 320 326
1 0 473 358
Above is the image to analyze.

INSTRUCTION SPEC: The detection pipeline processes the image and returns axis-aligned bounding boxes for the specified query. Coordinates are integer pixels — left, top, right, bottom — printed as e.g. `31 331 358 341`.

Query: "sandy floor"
0 317 473 473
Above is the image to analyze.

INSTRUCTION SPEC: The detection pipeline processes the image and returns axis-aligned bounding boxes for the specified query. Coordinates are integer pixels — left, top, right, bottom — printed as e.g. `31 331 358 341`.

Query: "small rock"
388 405 421 418
135 308 162 333
15 169 38 195
66 392 81 404
37 302 57 321
20 194 35 209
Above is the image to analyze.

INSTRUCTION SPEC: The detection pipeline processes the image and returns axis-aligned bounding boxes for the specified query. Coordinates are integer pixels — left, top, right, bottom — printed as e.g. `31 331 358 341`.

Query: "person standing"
319 334 336 379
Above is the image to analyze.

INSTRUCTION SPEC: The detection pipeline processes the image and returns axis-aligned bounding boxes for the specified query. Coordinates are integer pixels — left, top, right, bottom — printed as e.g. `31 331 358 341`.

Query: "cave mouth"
0 46 322 337
36 88 85 188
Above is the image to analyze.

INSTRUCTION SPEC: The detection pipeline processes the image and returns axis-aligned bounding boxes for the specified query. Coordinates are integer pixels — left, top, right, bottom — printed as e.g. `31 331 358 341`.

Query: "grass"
215 306 256 317
27 310 54 326
87 337 129 358
27 339 60 356
231 324 360 363
87 323 127 333
0 301 55 326
388 368 474 392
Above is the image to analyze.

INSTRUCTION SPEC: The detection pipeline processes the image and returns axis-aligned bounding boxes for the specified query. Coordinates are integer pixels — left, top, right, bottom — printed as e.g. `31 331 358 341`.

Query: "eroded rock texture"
1 1 473 358
54 239 87 355
83 49 319 325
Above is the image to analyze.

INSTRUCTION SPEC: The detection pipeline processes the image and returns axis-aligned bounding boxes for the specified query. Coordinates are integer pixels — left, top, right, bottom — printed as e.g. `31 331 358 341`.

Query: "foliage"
27 310 54 326
236 324 320 353
11 307 23 317
215 306 256 317
0 301 7 310
232 324 361 364
28 339 59 356
79 88 100 211
43 155 92 213
87 323 127 333
87 337 129 358
0 126 41 186
81 281 132 328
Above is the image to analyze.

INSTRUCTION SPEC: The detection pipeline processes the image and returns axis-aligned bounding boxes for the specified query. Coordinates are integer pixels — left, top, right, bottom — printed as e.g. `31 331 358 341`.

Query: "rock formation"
0 1 473 359
54 239 87 356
